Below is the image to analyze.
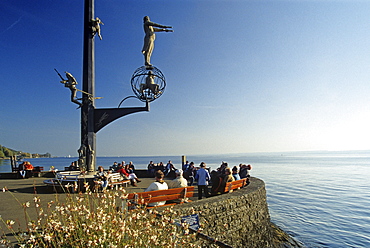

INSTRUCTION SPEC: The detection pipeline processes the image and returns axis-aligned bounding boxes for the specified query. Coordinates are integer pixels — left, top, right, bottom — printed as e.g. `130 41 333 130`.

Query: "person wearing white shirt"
144 170 168 206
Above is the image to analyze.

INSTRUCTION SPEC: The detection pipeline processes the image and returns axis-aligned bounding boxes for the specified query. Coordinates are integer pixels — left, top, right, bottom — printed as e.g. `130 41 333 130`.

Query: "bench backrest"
59 171 81 176
127 186 194 206
224 178 247 193
56 172 80 182
109 173 122 182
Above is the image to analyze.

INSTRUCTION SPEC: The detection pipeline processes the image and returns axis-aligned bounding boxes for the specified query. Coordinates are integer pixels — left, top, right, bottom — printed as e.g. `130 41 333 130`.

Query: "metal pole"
81 0 96 172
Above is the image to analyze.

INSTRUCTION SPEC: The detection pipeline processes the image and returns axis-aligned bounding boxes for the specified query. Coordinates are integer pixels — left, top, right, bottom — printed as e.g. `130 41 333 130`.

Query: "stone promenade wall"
173 177 281 248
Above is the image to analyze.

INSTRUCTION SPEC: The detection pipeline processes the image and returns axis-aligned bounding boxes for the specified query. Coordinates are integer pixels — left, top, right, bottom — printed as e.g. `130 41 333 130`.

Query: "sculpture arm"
153 27 173 32
147 21 172 29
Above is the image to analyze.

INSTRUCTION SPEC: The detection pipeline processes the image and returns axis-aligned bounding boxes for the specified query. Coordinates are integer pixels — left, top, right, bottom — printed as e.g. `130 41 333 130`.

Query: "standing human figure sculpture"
78 144 87 169
142 16 173 66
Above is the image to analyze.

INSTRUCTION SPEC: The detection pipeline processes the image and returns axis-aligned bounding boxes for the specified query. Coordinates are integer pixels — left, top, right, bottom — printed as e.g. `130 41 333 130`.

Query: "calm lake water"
1 150 369 247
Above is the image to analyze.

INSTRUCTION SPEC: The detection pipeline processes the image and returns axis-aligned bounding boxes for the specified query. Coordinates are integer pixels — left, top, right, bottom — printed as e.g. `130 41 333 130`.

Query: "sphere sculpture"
131 66 166 102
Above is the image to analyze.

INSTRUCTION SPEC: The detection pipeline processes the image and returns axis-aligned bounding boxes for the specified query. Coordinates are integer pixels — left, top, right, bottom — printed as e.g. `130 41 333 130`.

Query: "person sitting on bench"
167 169 188 189
94 166 110 191
144 170 168 207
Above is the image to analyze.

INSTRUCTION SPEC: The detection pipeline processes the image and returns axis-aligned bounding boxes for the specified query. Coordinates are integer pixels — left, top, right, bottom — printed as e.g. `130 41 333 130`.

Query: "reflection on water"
0 159 11 172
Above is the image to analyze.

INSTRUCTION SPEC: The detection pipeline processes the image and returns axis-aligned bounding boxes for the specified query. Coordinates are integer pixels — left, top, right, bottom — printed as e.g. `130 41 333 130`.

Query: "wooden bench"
31 166 44 177
125 186 195 209
44 171 82 192
223 178 248 193
94 173 130 192
107 173 130 189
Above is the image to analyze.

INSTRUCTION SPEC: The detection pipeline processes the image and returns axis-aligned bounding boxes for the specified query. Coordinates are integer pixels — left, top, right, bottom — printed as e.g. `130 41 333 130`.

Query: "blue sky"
1 0 370 157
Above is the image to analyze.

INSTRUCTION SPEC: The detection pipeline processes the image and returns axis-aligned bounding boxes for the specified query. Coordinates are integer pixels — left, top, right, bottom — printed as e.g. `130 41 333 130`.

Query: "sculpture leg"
70 88 82 107
144 37 154 66
144 52 151 66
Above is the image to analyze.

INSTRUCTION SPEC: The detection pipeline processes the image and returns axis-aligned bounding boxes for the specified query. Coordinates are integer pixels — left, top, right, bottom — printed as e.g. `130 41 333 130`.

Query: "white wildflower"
6 220 15 226
43 233 52 242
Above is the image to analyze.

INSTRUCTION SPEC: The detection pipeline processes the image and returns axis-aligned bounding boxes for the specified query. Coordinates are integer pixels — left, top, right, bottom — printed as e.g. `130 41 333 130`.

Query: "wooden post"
182 155 187 167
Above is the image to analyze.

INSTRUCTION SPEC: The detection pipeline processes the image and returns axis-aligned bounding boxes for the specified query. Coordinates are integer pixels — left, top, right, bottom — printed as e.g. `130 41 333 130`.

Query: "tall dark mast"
81 0 96 172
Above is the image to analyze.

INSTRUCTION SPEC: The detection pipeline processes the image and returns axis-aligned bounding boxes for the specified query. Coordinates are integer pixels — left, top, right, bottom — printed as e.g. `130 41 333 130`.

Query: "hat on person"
175 169 183 175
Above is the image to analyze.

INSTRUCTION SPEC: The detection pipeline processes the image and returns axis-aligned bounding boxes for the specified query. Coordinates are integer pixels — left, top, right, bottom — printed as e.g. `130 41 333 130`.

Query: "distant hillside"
0 145 51 159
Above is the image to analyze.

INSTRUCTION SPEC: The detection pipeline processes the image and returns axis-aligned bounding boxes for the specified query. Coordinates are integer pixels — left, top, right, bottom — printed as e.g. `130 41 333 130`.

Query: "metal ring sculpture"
131 66 166 102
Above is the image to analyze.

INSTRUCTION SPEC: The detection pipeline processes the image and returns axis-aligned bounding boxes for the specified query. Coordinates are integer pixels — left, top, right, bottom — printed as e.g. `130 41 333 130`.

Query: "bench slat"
146 192 194 203
224 178 247 193
125 186 194 208
127 186 194 199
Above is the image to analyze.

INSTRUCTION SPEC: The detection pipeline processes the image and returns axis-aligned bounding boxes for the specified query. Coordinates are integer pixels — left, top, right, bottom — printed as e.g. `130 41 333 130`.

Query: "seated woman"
219 167 235 193
232 166 241 181
127 161 136 172
24 161 34 178
239 164 252 178
144 170 168 207
94 166 110 191
119 164 141 186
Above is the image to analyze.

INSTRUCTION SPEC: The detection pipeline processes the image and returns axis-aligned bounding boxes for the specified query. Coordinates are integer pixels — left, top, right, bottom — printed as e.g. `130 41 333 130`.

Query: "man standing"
195 162 210 199
183 161 190 171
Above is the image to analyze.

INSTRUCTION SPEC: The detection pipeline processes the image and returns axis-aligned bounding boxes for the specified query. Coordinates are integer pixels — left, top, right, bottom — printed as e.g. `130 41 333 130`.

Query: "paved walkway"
0 176 199 237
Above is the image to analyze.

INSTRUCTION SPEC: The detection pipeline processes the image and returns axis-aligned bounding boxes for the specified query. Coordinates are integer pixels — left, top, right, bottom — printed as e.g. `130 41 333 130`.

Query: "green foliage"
0 150 5 158
0 145 51 158
3 148 14 157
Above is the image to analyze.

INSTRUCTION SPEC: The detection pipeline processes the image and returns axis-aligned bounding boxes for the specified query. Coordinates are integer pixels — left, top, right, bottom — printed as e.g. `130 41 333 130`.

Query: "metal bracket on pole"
94 101 149 133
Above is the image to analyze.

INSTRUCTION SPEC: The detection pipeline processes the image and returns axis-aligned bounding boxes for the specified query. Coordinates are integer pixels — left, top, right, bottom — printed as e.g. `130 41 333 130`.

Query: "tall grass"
1 185 206 247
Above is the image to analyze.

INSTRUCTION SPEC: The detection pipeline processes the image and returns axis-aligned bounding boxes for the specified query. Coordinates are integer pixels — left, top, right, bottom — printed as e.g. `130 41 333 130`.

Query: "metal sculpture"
55 69 82 108
91 17 104 40
131 66 166 102
142 16 173 66
56 1 171 172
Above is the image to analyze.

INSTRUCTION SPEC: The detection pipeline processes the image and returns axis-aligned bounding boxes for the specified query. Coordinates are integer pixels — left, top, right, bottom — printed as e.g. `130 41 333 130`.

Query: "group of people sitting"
210 162 252 197
94 160 252 204
144 169 188 206
18 161 34 178
147 160 178 178
95 161 142 189
146 161 252 201
94 161 142 191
